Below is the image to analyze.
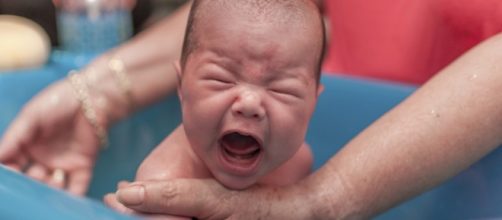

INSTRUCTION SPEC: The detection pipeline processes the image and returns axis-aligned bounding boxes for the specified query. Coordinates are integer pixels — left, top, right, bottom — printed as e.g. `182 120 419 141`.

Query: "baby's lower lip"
218 143 262 176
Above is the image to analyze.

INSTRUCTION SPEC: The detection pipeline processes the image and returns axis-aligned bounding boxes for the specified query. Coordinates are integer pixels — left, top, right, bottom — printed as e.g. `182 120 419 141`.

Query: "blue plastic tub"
1 61 501 219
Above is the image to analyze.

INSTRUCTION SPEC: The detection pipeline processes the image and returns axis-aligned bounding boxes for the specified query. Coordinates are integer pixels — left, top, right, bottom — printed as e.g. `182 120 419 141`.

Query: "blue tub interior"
0 60 501 219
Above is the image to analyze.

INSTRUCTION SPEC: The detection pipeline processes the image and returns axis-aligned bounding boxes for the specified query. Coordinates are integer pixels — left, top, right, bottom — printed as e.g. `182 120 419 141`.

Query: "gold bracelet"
67 70 109 149
108 57 134 110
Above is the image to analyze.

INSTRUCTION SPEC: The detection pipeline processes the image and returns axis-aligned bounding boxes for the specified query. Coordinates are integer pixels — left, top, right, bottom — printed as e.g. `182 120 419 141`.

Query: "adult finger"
118 179 314 220
67 169 91 196
116 179 233 219
25 163 50 182
47 168 67 189
3 154 28 172
3 162 22 172
0 115 39 161
105 193 189 219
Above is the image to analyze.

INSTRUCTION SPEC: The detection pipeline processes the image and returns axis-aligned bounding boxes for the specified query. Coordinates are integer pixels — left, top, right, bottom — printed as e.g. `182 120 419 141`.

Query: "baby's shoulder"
135 125 211 181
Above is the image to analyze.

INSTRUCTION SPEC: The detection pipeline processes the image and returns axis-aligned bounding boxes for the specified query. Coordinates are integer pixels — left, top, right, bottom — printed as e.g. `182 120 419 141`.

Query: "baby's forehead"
192 0 323 57
193 0 318 29
182 0 324 83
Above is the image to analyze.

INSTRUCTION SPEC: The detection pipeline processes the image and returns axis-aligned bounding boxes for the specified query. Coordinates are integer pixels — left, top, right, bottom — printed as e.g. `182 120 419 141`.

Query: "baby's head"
175 0 324 189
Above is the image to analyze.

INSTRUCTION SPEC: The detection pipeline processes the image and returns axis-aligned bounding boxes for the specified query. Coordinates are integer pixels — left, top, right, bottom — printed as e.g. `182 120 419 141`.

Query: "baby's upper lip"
220 129 264 148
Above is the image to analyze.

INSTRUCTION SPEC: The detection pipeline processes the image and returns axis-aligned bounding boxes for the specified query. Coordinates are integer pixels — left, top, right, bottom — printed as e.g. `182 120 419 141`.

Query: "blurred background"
0 0 187 46
0 0 189 71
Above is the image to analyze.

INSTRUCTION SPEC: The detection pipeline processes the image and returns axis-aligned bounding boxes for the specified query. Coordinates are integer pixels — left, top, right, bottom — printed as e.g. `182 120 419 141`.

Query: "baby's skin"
137 125 313 186
132 125 312 219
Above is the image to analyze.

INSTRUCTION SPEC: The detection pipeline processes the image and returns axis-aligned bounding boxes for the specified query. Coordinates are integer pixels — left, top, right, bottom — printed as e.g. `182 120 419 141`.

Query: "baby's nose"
231 90 265 120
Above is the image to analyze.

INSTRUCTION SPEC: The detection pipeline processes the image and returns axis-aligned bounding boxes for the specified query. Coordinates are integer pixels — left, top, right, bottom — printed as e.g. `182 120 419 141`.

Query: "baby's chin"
213 173 259 190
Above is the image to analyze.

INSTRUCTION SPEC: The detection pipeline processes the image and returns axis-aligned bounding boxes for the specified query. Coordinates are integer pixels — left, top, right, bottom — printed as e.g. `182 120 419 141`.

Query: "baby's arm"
259 143 313 186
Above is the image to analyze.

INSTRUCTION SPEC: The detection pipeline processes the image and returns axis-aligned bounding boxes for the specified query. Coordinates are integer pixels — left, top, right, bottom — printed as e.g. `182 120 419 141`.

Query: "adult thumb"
116 179 233 220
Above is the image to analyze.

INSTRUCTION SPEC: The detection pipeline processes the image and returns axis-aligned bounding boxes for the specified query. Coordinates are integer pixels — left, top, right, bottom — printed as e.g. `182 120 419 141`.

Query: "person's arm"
85 2 191 124
115 33 502 219
0 2 192 195
312 32 502 218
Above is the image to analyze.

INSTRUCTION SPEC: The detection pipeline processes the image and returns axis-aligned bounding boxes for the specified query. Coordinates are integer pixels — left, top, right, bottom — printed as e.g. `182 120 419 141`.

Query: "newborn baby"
110 0 325 218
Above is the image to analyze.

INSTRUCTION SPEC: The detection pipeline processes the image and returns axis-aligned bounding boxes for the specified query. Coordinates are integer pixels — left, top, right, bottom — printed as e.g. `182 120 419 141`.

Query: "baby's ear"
173 60 183 101
173 60 182 80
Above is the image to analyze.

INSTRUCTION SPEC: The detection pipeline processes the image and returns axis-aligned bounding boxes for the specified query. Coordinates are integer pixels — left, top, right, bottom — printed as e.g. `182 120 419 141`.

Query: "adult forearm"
305 33 502 219
82 2 191 124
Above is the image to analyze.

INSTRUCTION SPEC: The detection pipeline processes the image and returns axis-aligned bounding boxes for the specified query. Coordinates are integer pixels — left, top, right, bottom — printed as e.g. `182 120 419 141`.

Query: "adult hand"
114 179 314 220
0 79 103 195
104 181 191 220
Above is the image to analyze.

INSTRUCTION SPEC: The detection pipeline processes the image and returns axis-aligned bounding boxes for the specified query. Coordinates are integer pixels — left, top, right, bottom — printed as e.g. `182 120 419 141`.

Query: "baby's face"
178 11 322 189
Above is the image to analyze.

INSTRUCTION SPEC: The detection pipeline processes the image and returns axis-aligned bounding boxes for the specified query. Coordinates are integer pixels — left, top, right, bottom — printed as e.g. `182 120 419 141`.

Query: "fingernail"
117 185 145 206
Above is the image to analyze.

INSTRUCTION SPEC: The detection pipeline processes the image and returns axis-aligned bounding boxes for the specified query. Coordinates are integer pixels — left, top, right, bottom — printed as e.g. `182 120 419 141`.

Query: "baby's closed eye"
268 85 305 101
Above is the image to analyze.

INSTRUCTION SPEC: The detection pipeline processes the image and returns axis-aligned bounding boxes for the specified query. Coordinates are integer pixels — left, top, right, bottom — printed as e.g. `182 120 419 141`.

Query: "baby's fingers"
118 180 132 189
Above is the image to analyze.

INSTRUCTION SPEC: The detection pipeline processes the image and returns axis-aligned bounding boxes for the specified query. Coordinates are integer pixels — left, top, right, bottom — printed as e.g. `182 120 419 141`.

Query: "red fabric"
322 0 502 85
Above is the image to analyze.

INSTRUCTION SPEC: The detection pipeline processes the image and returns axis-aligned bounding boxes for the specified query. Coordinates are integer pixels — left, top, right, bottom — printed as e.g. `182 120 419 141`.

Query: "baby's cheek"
274 129 306 162
274 112 307 140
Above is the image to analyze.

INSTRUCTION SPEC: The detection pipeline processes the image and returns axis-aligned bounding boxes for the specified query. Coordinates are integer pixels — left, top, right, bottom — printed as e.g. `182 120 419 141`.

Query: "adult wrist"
65 53 139 148
284 184 319 220
67 70 109 148
301 169 364 220
81 53 135 125
242 184 316 220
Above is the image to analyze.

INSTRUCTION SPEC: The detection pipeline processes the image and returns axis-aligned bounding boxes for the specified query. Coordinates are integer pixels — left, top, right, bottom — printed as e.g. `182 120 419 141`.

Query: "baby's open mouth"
220 132 262 163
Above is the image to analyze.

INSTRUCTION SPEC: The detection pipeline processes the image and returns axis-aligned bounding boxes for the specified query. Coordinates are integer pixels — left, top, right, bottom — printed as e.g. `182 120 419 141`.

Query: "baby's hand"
104 181 190 220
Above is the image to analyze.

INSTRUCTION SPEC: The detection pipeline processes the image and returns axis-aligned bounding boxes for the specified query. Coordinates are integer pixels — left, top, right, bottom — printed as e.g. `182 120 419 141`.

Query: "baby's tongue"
222 133 260 156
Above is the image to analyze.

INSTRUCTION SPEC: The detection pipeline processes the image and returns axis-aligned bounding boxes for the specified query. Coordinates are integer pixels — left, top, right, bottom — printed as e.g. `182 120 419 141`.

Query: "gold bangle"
108 57 134 110
67 70 109 149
